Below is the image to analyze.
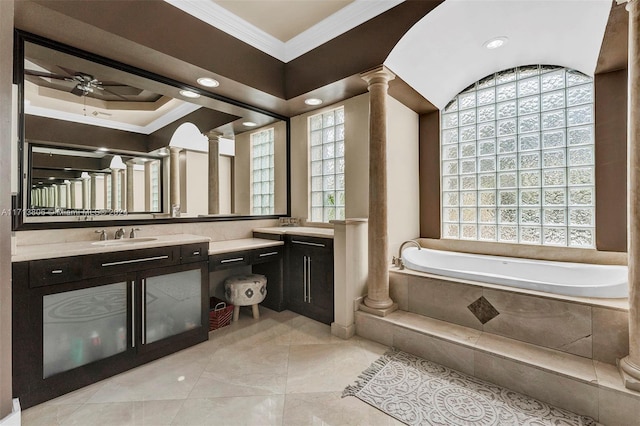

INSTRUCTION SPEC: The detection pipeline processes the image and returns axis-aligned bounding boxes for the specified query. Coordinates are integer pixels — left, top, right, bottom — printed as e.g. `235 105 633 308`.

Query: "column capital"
205 131 223 142
360 65 396 87
617 0 637 11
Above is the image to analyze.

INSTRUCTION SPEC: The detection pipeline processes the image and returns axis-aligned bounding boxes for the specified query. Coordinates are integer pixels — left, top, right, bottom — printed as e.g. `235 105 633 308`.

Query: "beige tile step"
355 309 640 426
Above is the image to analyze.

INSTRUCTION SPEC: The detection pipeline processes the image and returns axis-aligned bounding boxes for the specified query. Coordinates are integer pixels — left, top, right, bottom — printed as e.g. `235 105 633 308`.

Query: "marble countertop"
12 234 211 262
208 238 284 255
253 226 334 238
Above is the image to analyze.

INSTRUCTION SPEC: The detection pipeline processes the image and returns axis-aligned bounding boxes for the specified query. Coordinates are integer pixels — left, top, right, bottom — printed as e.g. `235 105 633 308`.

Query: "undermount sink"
91 237 158 246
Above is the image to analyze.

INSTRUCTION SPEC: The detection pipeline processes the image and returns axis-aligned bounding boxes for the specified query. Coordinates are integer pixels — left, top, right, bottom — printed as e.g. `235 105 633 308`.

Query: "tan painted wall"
386 96 420 258
290 94 371 222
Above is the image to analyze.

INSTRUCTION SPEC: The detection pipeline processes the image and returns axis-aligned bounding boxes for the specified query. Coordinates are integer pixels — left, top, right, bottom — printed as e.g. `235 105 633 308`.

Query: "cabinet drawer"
181 243 209 264
250 246 283 264
29 257 83 288
287 235 333 250
209 250 250 270
85 246 180 278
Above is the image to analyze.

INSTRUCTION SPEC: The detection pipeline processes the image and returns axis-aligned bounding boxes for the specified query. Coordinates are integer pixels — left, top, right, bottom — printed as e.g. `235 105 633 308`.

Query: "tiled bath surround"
355 268 639 425
389 269 629 363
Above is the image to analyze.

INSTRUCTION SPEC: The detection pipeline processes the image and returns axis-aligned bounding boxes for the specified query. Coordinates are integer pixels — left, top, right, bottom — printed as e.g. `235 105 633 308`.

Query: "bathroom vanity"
254 227 334 325
11 235 210 408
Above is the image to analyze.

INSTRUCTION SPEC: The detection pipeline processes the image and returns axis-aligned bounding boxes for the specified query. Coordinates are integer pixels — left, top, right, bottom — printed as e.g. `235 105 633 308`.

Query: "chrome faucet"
130 228 141 238
114 228 126 239
394 240 421 270
95 229 107 241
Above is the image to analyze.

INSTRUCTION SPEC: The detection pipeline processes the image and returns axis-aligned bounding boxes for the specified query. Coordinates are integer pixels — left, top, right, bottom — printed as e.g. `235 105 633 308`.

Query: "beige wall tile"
592 307 629 365
393 326 475 375
474 352 599 419
408 275 483 330
598 387 640 426
355 311 393 347
389 271 408 311
482 289 593 358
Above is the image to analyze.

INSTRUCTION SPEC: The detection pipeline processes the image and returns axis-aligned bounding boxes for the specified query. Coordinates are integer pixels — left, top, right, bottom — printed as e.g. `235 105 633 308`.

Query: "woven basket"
209 297 233 331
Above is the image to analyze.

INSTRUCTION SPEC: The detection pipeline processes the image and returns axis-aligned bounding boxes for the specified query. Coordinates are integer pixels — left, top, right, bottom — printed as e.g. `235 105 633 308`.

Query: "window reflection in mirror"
18 33 289 227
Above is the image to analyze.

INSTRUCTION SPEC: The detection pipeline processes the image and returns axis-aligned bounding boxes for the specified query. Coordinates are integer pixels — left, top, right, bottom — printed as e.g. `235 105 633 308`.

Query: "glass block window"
309 107 345 222
150 160 160 212
441 65 595 248
251 128 275 215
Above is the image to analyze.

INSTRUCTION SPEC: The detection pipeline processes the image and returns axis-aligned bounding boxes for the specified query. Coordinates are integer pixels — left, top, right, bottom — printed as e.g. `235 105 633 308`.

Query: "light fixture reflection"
109 155 126 170
243 121 257 127
305 98 323 106
179 89 200 98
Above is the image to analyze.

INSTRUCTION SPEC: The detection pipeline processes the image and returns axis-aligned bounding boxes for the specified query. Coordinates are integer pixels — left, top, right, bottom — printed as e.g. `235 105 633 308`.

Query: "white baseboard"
0 399 20 426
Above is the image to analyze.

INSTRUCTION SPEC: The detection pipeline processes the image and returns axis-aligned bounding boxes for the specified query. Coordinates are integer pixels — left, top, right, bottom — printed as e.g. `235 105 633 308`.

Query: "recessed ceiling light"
180 89 200 98
243 121 257 127
484 36 508 50
197 77 220 88
305 98 323 106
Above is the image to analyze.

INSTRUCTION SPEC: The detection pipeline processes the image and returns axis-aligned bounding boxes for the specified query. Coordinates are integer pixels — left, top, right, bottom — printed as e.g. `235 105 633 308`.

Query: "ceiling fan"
24 69 136 100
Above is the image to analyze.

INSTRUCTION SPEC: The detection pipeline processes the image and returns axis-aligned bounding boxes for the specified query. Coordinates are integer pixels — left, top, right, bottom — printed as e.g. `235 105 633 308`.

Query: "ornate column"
207 131 220 214
169 147 181 216
81 175 90 210
619 0 640 391
360 65 397 316
110 169 119 210
65 180 71 208
90 174 98 210
69 180 76 209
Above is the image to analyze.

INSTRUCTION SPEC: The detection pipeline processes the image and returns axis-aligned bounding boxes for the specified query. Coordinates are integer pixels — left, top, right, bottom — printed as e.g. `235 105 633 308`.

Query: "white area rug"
343 349 597 426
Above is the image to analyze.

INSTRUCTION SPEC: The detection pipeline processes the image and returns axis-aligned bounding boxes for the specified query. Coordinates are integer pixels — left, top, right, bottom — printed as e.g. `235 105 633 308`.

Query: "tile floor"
21 308 402 425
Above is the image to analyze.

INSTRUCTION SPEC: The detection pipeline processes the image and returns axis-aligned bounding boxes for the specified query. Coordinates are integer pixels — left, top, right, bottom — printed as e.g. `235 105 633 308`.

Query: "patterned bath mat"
343 349 597 426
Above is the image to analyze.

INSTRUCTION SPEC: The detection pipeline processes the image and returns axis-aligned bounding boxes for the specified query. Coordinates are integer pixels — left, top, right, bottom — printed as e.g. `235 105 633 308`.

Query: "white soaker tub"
401 247 628 298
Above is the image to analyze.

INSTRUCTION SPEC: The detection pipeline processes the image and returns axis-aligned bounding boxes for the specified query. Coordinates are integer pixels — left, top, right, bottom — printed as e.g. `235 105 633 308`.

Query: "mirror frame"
13 30 291 230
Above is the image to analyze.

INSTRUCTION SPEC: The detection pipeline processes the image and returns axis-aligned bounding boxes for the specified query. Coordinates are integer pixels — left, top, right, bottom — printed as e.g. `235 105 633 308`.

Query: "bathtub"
401 247 628 298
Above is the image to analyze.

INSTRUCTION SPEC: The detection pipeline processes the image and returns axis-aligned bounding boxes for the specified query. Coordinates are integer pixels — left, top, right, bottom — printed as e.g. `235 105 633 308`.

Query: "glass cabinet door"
143 268 202 345
43 281 128 378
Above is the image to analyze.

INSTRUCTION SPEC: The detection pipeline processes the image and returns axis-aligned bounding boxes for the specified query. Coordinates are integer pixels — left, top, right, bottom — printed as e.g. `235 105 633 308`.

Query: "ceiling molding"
164 0 286 60
164 0 405 63
25 102 202 135
283 0 405 62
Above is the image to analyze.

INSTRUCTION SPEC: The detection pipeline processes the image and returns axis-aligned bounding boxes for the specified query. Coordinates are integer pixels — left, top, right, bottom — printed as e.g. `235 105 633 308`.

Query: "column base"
618 356 640 391
359 301 398 317
331 322 355 339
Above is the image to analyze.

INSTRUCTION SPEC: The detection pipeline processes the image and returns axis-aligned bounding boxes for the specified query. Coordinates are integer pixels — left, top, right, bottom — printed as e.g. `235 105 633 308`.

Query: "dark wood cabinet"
12 242 209 409
285 235 334 325
210 241 286 312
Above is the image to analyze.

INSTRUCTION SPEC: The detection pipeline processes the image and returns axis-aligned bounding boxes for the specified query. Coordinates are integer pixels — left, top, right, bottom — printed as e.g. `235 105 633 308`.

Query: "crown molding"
164 0 286 60
283 0 404 62
164 0 405 63
25 102 202 135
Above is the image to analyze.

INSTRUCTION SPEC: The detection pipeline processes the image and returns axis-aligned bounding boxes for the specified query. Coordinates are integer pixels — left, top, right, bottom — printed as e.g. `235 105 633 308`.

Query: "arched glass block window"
441 65 595 248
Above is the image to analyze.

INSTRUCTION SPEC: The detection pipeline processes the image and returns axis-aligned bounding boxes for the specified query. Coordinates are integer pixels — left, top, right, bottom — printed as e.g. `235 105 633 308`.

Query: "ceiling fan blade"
24 69 73 81
100 86 130 101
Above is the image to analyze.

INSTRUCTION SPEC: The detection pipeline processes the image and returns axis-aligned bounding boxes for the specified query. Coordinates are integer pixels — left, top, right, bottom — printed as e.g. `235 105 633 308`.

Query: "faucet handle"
95 229 107 241
130 228 141 238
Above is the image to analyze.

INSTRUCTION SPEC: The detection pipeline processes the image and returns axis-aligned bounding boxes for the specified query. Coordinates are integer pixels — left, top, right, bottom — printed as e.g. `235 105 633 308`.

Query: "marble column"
70 181 76 209
619 0 640 391
169 147 181 216
207 132 220 215
65 181 71 208
81 177 89 210
360 65 397 316
57 184 64 209
126 161 135 212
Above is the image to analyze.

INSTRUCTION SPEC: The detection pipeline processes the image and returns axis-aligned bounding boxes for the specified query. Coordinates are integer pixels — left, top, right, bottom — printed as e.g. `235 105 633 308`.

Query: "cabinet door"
138 263 208 351
286 237 334 324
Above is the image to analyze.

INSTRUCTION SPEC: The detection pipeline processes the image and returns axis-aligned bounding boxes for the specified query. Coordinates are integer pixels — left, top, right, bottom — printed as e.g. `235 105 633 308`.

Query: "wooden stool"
224 274 267 321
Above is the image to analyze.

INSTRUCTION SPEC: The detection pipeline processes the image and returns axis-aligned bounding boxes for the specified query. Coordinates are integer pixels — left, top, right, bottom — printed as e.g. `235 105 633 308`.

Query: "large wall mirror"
14 31 289 229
